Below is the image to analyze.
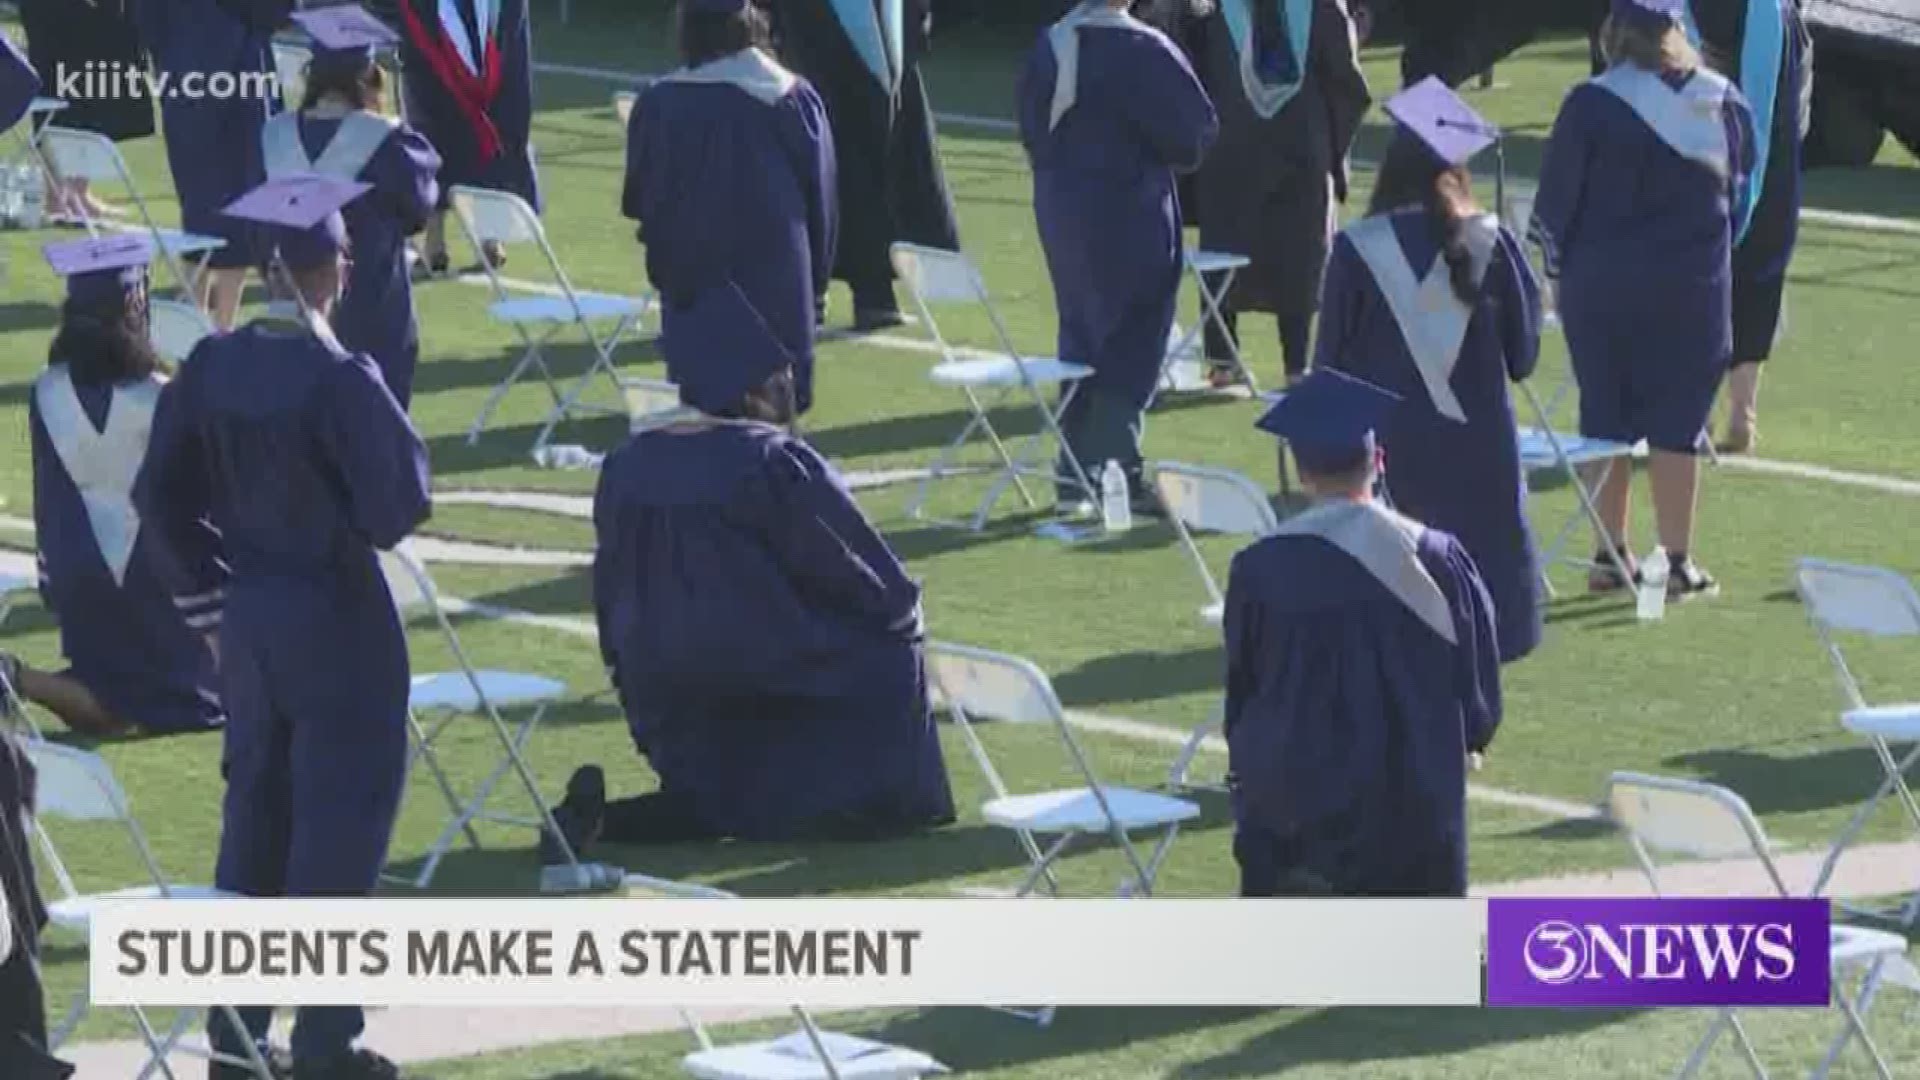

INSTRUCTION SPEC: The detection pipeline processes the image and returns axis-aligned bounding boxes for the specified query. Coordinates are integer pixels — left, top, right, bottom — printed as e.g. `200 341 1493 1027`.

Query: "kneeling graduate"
548 283 955 855
1225 370 1502 898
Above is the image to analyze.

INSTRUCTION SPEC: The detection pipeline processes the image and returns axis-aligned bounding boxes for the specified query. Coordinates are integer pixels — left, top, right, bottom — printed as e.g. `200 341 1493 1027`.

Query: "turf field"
4 7 1920 1076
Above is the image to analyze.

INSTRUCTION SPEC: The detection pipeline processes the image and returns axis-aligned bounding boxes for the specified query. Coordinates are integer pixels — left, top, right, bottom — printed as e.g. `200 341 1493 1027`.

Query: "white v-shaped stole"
262 110 395 181
1592 65 1733 179
438 0 498 77
1274 500 1458 645
34 366 161 587
660 49 799 106
1047 3 1143 130
1344 213 1499 425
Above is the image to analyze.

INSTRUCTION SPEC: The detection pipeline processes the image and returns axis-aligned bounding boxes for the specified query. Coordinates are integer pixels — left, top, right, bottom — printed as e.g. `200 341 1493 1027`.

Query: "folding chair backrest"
1154 463 1278 539
891 243 985 307
40 127 127 186
377 543 436 617
1795 560 1920 640
926 643 1061 726
272 42 311 107
451 185 545 248
150 299 216 365
613 91 636 126
1500 180 1537 245
26 741 129 823
1606 772 1785 895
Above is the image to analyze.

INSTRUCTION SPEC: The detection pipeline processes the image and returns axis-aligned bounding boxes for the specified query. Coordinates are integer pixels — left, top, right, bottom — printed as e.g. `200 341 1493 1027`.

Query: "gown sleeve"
1312 0 1372 203
493 0 539 210
753 437 922 637
0 31 39 134
1127 29 1219 174
318 354 432 551
1310 233 1362 373
1221 547 1265 746
1491 226 1543 383
374 123 442 236
1530 86 1596 282
130 362 230 636
1437 536 1502 755
782 83 839 305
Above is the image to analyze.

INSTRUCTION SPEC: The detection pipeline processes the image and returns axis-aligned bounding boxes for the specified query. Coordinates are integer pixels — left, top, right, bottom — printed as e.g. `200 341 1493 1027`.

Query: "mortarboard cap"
290 6 395 78
1612 0 1686 29
43 234 153 305
1385 77 1498 167
683 0 751 14
223 174 369 271
663 283 795 415
1254 368 1401 474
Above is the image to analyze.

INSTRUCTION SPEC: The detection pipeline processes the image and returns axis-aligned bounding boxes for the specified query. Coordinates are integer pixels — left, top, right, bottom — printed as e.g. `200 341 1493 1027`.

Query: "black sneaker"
291 1049 402 1080
539 765 606 866
1667 560 1720 602
851 306 905 332
210 1044 292 1080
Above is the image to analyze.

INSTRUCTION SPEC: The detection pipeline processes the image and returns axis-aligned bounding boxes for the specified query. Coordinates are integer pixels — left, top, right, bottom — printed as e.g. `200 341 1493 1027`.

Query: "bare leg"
424 213 449 267
6 659 134 737
1582 458 1632 554
1648 449 1702 555
1718 362 1762 453
203 268 247 331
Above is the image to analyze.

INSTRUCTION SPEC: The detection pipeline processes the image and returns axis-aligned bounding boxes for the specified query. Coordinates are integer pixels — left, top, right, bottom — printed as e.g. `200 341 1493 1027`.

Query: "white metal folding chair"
271 41 310 112
376 543 612 893
1515 377 1636 599
1793 559 1920 927
27 742 276 1080
1606 772 1917 1080
891 243 1097 531
1152 461 1279 625
149 299 217 366
614 90 637 126
1149 249 1257 408
0 569 33 629
37 126 226 303
449 184 648 452
623 377 692 434
3 97 65 212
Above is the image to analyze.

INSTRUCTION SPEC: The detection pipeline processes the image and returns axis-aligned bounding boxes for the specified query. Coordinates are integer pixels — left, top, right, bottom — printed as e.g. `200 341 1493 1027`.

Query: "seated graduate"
1314 79 1544 665
1225 369 1502 898
624 0 836 417
264 6 442 409
0 727 73 1079
544 283 955 855
134 175 429 1080
1 237 224 738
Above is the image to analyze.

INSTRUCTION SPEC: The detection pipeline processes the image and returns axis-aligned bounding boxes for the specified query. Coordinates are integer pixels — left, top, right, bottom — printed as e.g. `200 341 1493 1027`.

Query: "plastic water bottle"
1100 460 1132 534
1637 546 1669 622
16 163 44 231
0 163 19 228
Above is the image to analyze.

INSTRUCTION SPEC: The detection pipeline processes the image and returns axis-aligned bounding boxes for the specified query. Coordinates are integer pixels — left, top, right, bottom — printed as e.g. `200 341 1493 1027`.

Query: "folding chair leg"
410 712 484 852
1167 709 1223 791
1119 825 1182 898
531 317 637 454
908 409 994 523
1561 458 1634 588
412 717 534 890
1676 1010 1768 1080
1013 834 1077 898
130 1007 182 1080
135 1010 198 1080
49 989 86 1049
1810 742 1920 907
468 326 564 445
1812 960 1896 1080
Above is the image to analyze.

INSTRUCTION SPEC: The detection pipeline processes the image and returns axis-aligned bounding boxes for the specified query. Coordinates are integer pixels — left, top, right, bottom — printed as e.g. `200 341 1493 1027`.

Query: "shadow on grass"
1053 646 1220 710
1663 746 1886 815
1501 816 1617 843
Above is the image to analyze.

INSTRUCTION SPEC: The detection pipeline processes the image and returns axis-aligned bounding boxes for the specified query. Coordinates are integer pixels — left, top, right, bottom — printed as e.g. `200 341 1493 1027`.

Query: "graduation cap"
662 283 795 416
42 234 154 306
1612 0 1686 28
223 174 370 272
1254 369 1401 476
290 5 398 73
1386 78 1498 167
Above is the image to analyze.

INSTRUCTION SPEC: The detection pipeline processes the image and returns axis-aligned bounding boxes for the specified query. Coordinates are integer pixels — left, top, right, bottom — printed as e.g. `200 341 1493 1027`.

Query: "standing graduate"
767 0 960 329
20 0 154 220
1017 0 1217 510
395 0 538 273
1178 0 1369 388
1225 369 1502 898
133 175 428 1080
0 728 73 1080
264 6 442 407
1533 0 1754 599
1315 79 1543 664
544 283 954 853
135 0 292 329
1 237 225 739
625 0 836 416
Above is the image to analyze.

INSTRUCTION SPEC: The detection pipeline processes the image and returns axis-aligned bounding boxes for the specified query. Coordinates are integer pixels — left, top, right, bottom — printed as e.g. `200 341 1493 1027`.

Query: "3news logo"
1485 899 1831 1007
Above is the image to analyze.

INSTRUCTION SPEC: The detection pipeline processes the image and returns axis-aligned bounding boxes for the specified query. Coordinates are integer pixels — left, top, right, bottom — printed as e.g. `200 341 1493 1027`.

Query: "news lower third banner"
89 897 1836 1009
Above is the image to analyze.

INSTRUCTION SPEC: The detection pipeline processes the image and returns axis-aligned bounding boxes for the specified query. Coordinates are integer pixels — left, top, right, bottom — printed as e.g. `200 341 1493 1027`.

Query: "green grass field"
5 7 1920 1076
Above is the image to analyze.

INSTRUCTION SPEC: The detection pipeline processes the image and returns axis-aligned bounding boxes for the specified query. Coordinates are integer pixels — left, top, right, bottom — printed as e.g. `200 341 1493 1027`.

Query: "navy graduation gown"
768 0 959 300
1225 506 1501 897
20 0 155 141
1532 66 1755 453
1316 208 1544 663
0 731 71 1079
624 51 836 415
30 369 224 734
133 319 429 902
1184 0 1370 320
1016 11 1217 411
263 110 442 407
592 420 954 842
0 30 41 134
396 0 539 210
135 0 290 269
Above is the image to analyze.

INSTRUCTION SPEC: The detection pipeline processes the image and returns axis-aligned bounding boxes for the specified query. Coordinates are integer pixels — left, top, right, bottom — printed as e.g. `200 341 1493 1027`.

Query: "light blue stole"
828 0 903 95
1220 0 1315 119
1679 0 1783 241
1592 64 1733 180
1274 501 1459 645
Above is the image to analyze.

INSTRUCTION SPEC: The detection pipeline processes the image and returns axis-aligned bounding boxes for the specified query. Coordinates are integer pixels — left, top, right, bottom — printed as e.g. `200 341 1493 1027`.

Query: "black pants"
600 790 949 846
1201 288 1313 380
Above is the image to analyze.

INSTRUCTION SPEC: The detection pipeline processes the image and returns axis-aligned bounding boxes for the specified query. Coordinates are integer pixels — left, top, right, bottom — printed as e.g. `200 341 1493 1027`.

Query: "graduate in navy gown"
1688 0 1810 453
265 7 442 407
767 0 959 329
1017 0 1217 510
395 0 537 274
0 237 225 739
134 0 291 329
1315 79 1543 664
1532 0 1753 600
134 175 428 1080
1225 369 1502 898
541 284 954 853
1170 0 1369 388
625 0 836 416
0 730 73 1080
0 31 39 159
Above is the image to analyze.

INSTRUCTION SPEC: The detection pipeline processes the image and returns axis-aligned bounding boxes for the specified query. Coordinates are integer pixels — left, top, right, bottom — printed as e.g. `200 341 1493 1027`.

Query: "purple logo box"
1486 898 1831 1007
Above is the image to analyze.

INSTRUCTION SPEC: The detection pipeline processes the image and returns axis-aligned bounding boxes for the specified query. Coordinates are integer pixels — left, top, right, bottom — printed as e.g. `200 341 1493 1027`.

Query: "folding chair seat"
149 298 217 365
891 243 1096 532
449 184 648 453
376 543 617 894
1514 378 1636 600
1150 249 1257 407
1605 772 1919 1080
1793 559 1920 927
27 742 277 1080
38 126 226 302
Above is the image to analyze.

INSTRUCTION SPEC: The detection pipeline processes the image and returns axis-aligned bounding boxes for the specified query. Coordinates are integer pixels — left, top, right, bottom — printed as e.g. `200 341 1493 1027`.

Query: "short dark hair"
301 57 387 113
677 1 770 68
50 291 160 386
